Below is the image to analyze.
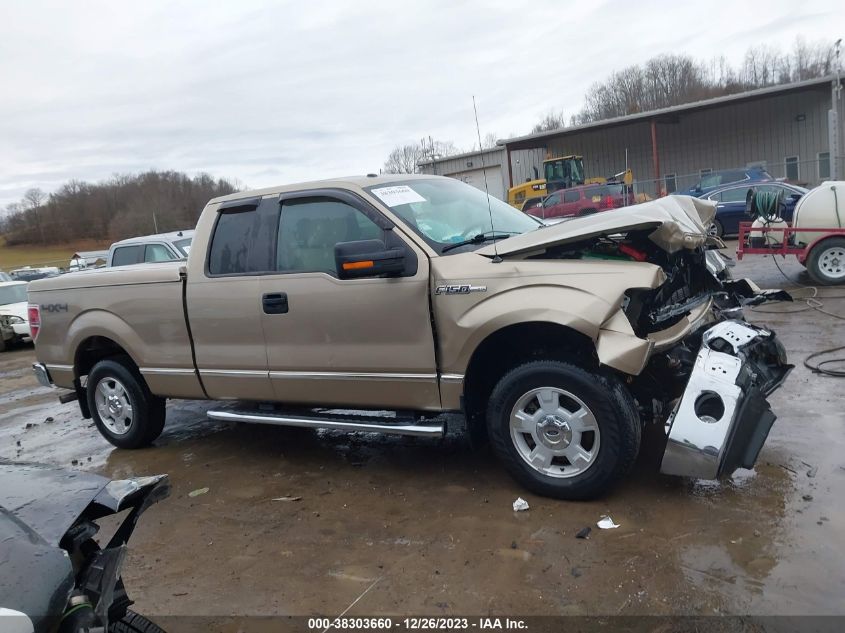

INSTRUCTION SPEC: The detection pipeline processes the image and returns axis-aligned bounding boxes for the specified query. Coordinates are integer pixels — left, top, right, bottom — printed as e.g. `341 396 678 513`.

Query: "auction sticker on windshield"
371 185 426 206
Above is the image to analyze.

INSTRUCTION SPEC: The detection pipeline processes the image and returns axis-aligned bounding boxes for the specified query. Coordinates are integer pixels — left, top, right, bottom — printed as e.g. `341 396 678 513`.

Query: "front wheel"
486 361 640 500
806 237 845 285
87 358 166 448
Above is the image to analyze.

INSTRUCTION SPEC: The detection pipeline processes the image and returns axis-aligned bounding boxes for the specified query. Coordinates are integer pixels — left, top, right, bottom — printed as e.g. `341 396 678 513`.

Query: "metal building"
421 75 844 201
418 147 509 201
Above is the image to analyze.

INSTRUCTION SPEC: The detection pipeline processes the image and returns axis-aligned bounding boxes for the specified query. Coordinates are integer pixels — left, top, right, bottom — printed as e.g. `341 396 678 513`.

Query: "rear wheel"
87 358 166 448
806 237 845 285
486 361 640 500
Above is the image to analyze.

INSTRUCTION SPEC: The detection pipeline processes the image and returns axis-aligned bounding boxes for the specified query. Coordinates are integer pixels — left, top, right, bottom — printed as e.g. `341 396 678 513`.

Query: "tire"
806 237 845 285
708 219 724 238
87 358 166 448
110 610 167 633
486 360 640 500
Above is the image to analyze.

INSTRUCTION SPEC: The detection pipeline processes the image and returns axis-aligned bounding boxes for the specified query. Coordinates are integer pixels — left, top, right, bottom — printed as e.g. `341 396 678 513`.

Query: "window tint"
544 193 560 206
208 199 278 275
111 245 143 267
563 190 580 203
145 243 174 262
277 198 383 276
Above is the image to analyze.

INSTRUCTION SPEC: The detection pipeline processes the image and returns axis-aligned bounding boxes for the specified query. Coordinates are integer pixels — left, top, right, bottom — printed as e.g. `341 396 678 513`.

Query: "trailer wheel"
806 237 845 285
87 358 166 448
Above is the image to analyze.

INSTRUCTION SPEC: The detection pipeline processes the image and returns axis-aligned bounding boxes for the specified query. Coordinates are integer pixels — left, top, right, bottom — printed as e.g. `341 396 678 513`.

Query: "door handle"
262 292 288 314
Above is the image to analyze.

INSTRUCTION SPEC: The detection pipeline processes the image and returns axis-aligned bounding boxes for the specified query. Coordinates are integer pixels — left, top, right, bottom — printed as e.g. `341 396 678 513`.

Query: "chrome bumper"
32 362 54 388
660 320 792 479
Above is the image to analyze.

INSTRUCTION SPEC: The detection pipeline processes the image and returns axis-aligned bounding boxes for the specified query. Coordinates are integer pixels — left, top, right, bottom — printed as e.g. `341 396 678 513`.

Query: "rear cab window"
111 245 144 266
207 198 278 275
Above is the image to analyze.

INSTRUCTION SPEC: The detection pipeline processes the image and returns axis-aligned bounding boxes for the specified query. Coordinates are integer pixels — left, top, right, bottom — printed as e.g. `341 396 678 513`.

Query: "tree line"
552 37 837 129
0 170 238 246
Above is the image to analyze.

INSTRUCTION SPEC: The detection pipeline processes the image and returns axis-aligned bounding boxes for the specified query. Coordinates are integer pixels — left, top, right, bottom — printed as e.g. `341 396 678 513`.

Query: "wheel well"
74 336 135 377
462 322 597 435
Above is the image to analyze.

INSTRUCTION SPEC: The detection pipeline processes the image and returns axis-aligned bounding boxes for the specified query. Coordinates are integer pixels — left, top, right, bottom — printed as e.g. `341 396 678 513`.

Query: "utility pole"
830 39 842 180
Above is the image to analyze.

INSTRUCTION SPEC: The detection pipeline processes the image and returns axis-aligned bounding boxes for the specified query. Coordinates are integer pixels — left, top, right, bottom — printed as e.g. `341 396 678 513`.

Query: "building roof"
501 74 843 150
417 146 505 167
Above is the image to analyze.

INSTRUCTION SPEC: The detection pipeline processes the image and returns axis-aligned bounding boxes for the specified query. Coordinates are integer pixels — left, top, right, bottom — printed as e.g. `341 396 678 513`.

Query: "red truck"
527 183 633 221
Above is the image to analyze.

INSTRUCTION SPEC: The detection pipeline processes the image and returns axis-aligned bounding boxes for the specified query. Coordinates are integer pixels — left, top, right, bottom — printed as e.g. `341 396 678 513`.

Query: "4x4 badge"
435 284 487 295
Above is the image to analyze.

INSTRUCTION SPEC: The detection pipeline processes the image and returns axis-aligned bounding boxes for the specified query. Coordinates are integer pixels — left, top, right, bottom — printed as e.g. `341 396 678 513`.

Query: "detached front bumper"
660 320 792 479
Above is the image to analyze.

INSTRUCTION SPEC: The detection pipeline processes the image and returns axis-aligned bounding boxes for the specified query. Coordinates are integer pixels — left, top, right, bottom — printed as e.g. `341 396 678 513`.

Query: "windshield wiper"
441 231 517 253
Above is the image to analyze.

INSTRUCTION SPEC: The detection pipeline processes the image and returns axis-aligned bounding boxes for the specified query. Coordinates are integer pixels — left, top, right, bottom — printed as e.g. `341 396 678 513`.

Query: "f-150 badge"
435 284 487 295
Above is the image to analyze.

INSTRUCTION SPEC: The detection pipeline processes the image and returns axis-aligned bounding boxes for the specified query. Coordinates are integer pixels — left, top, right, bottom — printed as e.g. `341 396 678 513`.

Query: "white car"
0 281 30 350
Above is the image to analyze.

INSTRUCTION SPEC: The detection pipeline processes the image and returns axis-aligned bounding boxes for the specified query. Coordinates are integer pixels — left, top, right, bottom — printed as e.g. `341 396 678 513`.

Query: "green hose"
748 189 783 222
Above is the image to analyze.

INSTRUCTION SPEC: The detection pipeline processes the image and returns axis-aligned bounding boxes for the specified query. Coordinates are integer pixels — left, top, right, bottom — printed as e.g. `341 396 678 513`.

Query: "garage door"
454 166 505 201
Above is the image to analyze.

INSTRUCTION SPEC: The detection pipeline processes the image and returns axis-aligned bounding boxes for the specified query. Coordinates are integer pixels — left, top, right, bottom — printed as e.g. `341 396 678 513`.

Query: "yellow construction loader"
507 154 633 210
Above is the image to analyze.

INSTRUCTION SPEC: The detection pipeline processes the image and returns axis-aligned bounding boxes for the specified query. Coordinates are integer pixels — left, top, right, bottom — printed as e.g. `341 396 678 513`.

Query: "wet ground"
1 243 844 623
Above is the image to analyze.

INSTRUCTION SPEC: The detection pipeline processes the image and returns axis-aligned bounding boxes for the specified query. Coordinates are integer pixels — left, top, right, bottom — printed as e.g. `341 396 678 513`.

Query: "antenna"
472 95 501 263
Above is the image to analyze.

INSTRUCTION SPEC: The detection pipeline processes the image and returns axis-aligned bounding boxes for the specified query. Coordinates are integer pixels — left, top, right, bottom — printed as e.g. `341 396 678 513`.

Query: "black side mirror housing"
335 239 405 279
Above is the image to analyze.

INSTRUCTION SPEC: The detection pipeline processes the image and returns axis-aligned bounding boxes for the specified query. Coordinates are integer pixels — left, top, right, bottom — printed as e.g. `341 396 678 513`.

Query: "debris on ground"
802 494 814 501
571 567 583 577
576 526 591 539
45 416 54 423
512 497 529 512
272 496 302 502
188 487 210 497
597 515 620 529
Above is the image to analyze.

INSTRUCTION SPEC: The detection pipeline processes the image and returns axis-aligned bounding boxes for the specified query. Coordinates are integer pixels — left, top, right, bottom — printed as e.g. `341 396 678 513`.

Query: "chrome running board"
207 409 444 438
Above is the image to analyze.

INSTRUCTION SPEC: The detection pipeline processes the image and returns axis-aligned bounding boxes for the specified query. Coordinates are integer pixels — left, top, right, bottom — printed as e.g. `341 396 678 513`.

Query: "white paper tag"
371 185 426 206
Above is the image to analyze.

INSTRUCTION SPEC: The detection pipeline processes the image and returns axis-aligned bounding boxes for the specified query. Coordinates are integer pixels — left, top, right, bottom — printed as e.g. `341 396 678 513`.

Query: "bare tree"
570 39 835 124
23 188 47 243
382 138 459 174
1 172 239 246
531 110 566 134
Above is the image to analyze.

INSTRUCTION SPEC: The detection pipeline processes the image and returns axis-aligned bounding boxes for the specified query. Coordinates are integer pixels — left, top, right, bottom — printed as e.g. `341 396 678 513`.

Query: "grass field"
0 238 111 271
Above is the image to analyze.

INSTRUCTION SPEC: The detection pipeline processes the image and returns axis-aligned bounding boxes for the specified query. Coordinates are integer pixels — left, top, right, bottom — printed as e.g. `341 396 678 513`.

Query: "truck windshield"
0 284 28 306
365 178 540 254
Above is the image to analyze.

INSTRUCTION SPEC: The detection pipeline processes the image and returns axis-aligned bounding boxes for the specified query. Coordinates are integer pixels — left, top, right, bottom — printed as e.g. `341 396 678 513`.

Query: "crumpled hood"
479 195 716 257
0 301 28 321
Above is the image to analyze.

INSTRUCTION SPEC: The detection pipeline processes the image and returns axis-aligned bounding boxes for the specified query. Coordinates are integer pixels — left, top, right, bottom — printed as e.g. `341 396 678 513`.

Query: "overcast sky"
1 0 842 208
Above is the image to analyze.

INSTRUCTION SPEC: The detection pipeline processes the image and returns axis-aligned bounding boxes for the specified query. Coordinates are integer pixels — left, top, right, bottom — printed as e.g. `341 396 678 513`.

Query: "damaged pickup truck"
28 175 792 499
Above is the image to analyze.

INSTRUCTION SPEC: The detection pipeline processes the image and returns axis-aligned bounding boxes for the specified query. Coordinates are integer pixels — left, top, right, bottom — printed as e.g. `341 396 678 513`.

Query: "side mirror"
335 239 405 280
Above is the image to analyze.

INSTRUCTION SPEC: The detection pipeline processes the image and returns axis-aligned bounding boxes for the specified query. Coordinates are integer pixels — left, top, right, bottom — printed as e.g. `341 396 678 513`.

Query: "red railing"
736 222 845 261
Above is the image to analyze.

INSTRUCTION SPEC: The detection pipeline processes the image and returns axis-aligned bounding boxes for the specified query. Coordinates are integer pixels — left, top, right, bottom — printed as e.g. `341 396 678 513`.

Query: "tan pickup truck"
29 175 792 499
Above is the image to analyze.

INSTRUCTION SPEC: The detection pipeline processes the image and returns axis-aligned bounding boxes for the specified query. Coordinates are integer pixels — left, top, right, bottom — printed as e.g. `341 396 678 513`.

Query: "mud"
1 244 843 619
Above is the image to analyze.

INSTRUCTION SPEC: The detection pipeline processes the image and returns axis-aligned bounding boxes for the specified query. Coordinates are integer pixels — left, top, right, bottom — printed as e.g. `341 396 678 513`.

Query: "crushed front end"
622 249 793 480
659 320 792 478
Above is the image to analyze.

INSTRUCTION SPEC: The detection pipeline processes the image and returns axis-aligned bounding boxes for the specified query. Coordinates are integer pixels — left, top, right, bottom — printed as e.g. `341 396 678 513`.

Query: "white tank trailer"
793 181 845 284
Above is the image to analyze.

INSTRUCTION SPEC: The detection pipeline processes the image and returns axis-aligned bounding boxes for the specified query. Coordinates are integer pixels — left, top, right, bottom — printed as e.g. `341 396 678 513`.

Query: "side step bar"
206 409 445 438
